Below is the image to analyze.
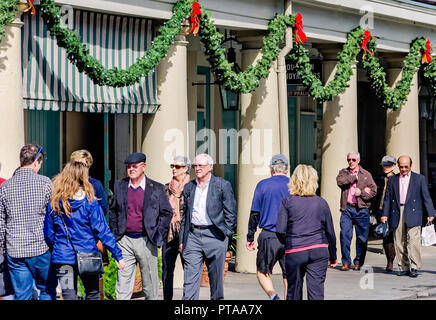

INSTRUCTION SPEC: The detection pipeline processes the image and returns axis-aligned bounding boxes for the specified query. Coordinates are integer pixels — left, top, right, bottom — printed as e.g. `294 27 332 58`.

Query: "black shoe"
397 270 410 276
409 269 418 278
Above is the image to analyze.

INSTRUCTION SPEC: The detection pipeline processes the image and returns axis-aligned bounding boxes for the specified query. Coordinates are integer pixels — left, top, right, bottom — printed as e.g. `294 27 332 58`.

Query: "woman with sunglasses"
162 155 191 300
44 161 125 300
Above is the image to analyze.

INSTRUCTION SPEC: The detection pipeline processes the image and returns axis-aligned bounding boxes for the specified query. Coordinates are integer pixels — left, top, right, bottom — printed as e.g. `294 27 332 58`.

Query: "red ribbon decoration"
422 38 432 64
27 0 36 16
189 2 201 36
361 30 374 58
294 13 307 44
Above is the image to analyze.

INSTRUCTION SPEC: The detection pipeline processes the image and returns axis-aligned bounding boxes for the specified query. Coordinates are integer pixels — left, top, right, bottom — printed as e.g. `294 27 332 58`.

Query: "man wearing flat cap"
371 155 397 272
109 152 172 299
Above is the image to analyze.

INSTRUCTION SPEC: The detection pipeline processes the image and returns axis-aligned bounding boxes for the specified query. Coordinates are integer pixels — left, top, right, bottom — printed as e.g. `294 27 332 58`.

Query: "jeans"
6 251 56 300
340 206 370 265
54 264 100 300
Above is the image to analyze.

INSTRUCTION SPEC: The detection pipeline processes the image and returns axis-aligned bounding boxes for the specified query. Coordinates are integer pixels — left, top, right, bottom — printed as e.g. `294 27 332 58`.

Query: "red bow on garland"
294 13 307 44
361 30 374 58
27 0 36 16
189 2 201 36
422 39 432 64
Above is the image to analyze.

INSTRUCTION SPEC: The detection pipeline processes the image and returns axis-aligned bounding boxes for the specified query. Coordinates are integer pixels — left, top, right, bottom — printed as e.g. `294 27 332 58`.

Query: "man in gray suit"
179 154 237 300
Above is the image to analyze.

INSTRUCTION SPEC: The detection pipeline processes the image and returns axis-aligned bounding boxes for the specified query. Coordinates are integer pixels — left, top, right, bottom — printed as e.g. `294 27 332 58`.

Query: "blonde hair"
50 161 96 216
70 149 93 168
289 164 319 196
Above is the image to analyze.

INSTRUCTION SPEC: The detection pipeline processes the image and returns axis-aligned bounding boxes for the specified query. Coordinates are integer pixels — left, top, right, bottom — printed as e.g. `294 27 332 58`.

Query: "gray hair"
347 151 360 159
173 155 191 172
195 153 214 166
270 164 288 174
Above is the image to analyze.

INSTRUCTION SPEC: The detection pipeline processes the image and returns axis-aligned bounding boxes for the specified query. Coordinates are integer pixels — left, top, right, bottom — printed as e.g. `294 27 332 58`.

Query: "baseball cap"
270 154 289 166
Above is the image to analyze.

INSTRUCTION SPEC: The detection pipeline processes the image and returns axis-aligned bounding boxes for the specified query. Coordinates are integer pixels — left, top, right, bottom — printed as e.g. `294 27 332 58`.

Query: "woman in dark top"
162 155 191 300
276 164 337 300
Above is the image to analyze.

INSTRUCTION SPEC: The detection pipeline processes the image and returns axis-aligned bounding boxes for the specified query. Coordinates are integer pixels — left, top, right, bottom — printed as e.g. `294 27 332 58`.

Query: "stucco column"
384 53 420 171
142 34 189 182
0 13 25 178
142 34 189 289
235 38 281 274
318 44 358 263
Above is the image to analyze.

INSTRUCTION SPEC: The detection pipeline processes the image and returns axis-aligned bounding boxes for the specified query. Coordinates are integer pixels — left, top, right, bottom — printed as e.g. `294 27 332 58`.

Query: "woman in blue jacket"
44 161 125 300
276 164 337 300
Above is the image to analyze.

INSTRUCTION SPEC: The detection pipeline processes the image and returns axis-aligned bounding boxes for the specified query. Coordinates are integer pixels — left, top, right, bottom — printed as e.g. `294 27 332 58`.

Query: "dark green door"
26 110 60 178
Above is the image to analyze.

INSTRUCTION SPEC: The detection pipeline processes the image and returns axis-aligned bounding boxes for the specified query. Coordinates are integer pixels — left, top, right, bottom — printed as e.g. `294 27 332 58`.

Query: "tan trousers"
393 206 422 271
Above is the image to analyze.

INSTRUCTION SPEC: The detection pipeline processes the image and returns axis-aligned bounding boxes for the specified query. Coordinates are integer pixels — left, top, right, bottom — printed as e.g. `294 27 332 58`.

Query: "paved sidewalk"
159 240 436 300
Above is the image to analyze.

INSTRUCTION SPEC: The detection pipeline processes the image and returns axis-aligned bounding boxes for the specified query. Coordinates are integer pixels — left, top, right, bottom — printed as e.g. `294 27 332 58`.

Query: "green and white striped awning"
22 9 159 113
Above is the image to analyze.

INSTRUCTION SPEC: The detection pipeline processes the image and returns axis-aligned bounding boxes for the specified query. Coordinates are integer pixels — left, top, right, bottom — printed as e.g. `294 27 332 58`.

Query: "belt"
125 232 145 238
400 204 404 206
347 203 357 207
191 224 214 230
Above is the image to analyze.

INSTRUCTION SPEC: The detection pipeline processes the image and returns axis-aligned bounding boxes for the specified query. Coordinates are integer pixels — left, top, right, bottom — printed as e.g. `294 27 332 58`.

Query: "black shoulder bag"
60 215 104 276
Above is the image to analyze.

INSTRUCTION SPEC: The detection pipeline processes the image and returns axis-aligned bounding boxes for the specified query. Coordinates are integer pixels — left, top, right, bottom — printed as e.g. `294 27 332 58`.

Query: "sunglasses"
170 164 186 169
33 146 44 162
126 163 144 169
347 158 358 162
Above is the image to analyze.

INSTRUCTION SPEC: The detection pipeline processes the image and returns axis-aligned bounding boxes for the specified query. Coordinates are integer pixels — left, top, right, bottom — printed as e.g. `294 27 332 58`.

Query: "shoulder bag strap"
60 214 78 253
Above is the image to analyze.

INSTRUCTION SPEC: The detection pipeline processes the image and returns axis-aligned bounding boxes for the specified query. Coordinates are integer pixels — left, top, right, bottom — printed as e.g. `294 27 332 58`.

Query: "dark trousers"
162 237 184 300
54 264 100 300
285 247 329 300
340 206 370 265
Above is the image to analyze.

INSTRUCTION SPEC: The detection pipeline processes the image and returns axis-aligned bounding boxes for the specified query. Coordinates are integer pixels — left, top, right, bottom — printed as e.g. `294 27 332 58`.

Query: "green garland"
1 0 435 109
0 0 20 41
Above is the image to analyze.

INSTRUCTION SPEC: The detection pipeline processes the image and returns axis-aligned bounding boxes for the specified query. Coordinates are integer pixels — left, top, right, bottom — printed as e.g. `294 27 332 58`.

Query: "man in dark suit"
179 153 237 300
109 152 172 299
381 155 435 278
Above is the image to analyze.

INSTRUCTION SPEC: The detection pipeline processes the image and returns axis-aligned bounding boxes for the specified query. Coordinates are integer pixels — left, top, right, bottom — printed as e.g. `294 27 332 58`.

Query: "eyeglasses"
170 164 186 169
347 158 358 162
399 165 409 169
33 146 43 162
126 163 144 169
193 164 208 168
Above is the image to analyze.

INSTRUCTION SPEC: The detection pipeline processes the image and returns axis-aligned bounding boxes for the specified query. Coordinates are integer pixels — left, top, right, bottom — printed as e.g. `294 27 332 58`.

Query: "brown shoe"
353 264 361 271
340 264 350 271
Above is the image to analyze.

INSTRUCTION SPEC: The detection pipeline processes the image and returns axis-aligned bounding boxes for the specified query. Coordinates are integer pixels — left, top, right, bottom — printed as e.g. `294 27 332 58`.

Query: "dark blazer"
382 172 435 230
179 175 237 249
108 175 173 247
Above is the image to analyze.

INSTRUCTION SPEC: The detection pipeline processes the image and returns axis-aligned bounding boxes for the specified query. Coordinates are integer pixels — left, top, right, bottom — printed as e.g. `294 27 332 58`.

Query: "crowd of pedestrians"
0 144 435 301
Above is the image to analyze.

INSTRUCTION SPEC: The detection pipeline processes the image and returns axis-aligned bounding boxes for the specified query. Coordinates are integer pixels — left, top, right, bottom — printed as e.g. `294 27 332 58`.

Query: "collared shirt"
0 168 52 258
128 175 146 190
399 172 411 204
191 176 213 226
347 168 359 204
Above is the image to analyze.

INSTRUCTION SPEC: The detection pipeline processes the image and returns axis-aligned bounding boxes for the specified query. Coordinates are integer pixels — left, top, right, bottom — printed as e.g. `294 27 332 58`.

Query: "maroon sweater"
126 186 145 233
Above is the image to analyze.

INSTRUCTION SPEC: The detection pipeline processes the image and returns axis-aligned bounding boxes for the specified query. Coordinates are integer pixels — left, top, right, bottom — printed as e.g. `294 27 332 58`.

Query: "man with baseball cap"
246 154 290 300
371 155 397 272
109 152 172 299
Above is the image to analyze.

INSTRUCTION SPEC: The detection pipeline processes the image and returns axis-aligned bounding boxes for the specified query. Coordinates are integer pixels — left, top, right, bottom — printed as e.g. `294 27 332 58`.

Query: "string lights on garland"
0 0 435 109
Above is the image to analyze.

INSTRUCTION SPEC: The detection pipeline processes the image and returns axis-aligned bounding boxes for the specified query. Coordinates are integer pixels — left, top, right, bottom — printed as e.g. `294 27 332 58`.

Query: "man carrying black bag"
371 155 397 273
